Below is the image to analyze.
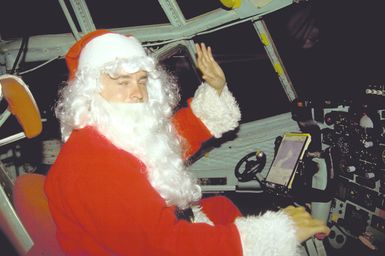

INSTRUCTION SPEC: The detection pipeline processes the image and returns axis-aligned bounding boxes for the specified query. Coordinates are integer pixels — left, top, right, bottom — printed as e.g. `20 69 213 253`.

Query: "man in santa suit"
45 30 329 255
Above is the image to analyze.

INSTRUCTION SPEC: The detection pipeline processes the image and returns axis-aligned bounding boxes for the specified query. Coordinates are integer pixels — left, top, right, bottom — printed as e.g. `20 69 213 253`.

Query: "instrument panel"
322 100 385 251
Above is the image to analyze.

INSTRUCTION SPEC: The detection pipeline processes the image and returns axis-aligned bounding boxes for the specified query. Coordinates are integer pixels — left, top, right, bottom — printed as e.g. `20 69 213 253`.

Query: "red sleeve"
172 99 212 160
200 196 242 225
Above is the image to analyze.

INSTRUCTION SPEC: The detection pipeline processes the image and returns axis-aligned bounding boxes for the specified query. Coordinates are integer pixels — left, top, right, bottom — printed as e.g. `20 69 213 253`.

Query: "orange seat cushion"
13 174 63 255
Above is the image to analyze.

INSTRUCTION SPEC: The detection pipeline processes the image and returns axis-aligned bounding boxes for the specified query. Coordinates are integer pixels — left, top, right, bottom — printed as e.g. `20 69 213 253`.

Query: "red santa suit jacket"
45 103 244 255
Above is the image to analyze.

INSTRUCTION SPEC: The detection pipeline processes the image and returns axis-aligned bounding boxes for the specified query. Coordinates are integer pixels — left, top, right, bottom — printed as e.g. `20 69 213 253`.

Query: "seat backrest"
13 173 64 255
0 74 42 138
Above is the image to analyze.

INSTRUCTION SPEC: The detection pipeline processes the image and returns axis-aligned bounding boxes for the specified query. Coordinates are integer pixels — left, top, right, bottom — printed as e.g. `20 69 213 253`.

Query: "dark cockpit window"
158 45 202 107
157 21 291 124
86 0 169 28
176 1 224 20
0 0 71 39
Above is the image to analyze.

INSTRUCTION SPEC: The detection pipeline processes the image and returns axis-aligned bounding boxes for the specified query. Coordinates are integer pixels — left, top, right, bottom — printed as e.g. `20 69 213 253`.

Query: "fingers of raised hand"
205 45 215 61
199 43 210 60
196 43 214 65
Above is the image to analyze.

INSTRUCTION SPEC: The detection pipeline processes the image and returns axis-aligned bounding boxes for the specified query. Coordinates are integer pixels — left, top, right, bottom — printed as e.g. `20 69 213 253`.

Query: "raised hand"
195 43 226 95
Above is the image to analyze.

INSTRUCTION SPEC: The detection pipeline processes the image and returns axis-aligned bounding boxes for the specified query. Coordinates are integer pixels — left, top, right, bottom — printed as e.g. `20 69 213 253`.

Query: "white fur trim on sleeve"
191 205 214 226
235 211 300 256
191 83 241 138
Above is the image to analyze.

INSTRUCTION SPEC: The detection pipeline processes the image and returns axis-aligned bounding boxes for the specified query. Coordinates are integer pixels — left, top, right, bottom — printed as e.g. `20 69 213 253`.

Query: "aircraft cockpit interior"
1 0 384 255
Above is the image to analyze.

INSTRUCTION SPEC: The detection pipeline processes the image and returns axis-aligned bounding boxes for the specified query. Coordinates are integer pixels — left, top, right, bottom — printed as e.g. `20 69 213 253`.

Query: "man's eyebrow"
117 74 148 79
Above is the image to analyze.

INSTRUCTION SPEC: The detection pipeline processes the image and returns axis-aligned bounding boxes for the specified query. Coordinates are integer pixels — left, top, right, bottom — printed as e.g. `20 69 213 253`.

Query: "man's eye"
139 80 147 86
118 81 130 86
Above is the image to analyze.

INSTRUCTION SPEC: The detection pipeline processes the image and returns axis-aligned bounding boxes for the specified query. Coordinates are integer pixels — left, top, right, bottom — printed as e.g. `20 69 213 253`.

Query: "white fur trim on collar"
191 205 214 226
191 83 241 138
235 211 300 256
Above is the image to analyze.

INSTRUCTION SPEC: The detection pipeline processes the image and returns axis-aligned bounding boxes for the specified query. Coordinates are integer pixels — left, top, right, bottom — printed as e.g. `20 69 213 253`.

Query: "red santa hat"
65 29 147 80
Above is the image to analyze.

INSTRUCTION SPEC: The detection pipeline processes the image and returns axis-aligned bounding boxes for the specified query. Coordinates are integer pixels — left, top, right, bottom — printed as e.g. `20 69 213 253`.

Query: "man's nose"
129 83 145 103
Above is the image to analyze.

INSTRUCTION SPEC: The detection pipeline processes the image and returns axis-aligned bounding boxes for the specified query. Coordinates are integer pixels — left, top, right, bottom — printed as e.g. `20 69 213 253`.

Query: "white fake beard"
89 96 201 209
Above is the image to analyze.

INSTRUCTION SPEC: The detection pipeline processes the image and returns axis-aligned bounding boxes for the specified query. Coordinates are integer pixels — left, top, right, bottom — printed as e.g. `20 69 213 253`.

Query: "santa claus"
45 30 329 255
